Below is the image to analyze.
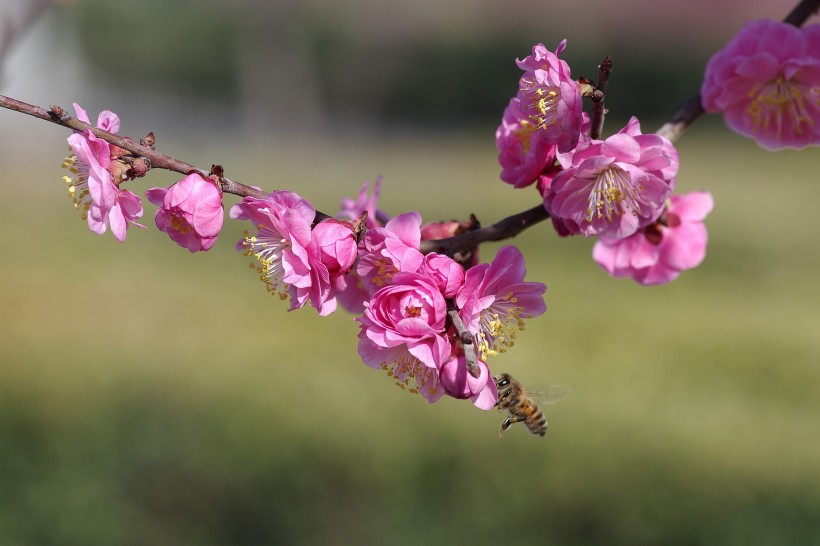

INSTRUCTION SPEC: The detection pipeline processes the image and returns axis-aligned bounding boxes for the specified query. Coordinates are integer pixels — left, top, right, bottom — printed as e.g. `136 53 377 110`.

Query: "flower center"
514 119 537 154
371 257 396 288
61 154 92 221
405 305 422 318
519 78 560 130
241 224 289 300
477 292 529 360
381 355 438 396
586 166 643 223
747 76 817 139
170 212 193 235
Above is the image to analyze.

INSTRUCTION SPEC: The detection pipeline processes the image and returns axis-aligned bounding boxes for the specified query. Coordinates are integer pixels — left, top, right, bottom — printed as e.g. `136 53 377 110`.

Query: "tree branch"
784 0 820 26
588 57 613 140
420 204 550 256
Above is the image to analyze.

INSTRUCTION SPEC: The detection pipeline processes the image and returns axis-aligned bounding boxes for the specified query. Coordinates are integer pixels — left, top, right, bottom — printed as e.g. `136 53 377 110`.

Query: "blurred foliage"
72 0 709 130
1 124 819 545
76 0 236 97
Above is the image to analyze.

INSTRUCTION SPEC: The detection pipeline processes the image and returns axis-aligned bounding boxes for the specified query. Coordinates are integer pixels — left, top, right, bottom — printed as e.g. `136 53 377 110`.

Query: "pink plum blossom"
308 219 358 310
145 173 223 252
516 40 584 153
231 191 353 316
61 103 143 242
356 211 424 293
357 272 452 371
592 191 713 285
338 176 385 228
545 117 679 239
421 253 465 298
439 354 498 410
701 20 820 150
456 246 546 360
496 97 556 188
420 220 464 241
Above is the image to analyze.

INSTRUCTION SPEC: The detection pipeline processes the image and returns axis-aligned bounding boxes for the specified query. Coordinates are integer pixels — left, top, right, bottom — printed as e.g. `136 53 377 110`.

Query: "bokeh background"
1 1 819 545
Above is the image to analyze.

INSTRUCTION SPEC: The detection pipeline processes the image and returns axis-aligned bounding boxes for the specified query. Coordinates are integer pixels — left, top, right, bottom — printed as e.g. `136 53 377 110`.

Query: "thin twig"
447 303 479 378
0 95 333 220
419 204 550 256
589 57 613 140
784 0 820 26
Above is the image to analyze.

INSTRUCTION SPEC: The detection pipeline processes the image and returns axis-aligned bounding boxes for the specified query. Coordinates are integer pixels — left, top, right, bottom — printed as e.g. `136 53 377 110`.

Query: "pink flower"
496 97 556 188
592 191 713 285
308 219 358 310
420 220 463 241
357 272 452 370
145 173 224 252
439 354 498 410
701 20 820 150
61 103 143 242
339 177 384 228
356 212 424 293
421 253 465 298
516 40 584 153
231 191 352 316
456 246 546 359
545 117 678 239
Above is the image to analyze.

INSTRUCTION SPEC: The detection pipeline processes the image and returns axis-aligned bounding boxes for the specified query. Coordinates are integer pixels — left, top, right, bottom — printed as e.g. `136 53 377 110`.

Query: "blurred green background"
2 1 820 545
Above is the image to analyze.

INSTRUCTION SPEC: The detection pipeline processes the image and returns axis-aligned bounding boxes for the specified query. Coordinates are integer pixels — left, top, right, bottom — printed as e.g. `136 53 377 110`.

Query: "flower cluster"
61 103 144 242
495 41 713 285
353 213 546 408
61 103 225 249
54 22 816 421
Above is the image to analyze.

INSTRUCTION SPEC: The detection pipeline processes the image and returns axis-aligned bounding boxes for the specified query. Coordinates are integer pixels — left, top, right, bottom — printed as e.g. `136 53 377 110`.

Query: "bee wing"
530 384 571 405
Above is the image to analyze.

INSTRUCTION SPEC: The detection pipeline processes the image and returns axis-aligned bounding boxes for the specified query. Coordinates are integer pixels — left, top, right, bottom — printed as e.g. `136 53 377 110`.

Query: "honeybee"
494 373 570 438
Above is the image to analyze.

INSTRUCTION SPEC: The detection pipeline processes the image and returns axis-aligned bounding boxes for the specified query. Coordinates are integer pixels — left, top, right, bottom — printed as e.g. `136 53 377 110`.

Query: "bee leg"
499 417 513 438
498 415 526 438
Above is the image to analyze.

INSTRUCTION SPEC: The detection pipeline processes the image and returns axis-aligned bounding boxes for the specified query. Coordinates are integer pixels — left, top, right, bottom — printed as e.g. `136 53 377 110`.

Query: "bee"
494 373 570 438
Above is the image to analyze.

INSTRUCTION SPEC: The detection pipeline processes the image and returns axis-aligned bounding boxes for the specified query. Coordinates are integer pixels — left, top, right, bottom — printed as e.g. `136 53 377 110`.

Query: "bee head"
494 374 511 388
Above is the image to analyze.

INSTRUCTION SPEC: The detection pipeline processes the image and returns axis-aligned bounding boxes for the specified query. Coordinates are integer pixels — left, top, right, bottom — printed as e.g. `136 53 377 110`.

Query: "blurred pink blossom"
545 117 678 239
145 173 223 252
593 191 713 285
456 246 546 359
338 177 385 228
701 20 820 150
516 40 584 153
61 103 143 242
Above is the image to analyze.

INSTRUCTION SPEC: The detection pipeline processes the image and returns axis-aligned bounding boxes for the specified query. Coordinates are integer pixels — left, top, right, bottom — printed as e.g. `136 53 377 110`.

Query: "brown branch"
655 0 820 142
420 204 550 256
784 0 820 26
589 57 613 140
654 94 704 143
0 95 332 220
447 303 479 378
1 95 265 197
